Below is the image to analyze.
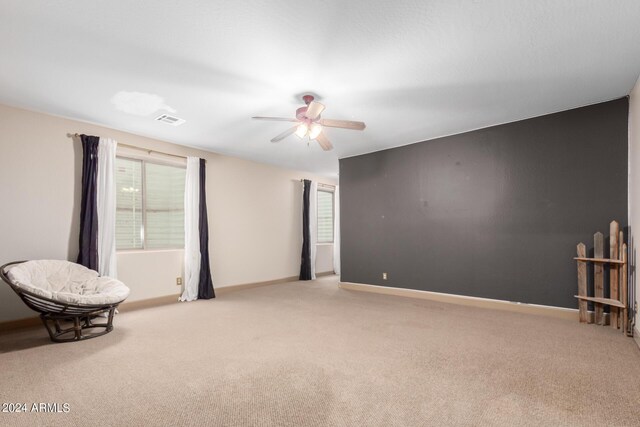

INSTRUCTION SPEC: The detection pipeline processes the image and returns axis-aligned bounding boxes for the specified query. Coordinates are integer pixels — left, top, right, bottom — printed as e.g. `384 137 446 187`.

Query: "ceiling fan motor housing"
297 95 316 121
296 106 311 121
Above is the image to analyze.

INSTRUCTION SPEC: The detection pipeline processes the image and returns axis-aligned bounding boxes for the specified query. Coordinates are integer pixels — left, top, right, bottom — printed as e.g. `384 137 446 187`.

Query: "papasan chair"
1 260 130 343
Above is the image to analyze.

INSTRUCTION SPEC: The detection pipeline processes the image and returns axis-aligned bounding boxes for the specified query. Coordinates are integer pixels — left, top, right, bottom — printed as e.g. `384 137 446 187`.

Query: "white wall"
316 244 334 274
117 250 185 302
630 76 640 333
0 104 336 322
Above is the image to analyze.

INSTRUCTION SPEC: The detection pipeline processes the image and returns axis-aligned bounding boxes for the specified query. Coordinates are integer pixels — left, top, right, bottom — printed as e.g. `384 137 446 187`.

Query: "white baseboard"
339 281 578 321
316 271 336 278
0 274 309 333
216 275 299 295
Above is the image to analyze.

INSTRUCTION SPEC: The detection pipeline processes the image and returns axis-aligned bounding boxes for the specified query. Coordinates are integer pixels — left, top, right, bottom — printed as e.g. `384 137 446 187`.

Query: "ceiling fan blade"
319 119 366 131
305 101 325 120
315 132 333 151
253 116 299 122
270 126 298 143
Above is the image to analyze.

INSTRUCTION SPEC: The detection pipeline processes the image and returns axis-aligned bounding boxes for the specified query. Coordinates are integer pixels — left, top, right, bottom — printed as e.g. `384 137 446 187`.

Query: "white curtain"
310 181 318 280
333 185 341 276
180 157 200 302
97 138 117 278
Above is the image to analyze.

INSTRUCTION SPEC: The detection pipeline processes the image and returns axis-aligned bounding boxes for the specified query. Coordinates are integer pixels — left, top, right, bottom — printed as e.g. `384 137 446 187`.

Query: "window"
115 158 143 249
317 189 334 243
115 157 186 250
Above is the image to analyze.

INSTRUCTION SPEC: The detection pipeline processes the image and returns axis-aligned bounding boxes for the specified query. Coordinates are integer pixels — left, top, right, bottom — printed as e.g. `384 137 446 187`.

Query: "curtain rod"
71 133 205 162
299 179 335 188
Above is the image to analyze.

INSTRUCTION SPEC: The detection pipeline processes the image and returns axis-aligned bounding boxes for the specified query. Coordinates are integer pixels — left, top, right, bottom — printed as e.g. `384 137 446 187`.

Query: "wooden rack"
574 220 630 335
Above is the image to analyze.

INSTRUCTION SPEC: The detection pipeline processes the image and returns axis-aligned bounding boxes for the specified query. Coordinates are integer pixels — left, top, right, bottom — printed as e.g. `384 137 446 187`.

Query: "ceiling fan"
252 95 366 151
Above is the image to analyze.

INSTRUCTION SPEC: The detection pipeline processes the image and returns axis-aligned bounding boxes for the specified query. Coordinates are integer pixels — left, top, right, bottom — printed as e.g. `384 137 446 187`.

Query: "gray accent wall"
339 98 628 309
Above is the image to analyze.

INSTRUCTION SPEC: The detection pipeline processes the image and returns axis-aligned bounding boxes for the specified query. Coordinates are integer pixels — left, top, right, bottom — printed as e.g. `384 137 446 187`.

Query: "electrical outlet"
382 272 388 280
176 277 183 286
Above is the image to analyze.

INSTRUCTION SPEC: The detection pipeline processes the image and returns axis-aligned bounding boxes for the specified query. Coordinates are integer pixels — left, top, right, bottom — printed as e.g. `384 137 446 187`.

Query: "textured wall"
340 99 628 308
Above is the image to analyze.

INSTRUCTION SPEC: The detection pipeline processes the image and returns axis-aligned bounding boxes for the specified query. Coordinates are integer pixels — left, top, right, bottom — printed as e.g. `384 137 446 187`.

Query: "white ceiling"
2 1 640 178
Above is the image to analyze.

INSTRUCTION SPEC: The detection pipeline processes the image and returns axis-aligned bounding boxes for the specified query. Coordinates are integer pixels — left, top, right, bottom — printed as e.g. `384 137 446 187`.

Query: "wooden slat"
576 243 588 323
594 232 604 325
622 242 628 334
619 230 624 330
610 221 619 329
619 230 624 257
574 295 625 308
573 257 625 264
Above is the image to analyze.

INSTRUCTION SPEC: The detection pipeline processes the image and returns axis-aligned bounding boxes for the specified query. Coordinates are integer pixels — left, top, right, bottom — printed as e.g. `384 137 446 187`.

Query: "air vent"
155 114 185 126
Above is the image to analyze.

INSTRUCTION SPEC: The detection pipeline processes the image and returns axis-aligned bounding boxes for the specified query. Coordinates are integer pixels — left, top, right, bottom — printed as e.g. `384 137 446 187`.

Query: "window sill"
316 242 334 246
117 248 184 254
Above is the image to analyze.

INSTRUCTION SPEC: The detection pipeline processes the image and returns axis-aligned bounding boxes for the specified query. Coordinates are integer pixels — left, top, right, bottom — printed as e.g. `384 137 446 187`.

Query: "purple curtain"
77 135 100 271
299 179 312 280
197 158 215 299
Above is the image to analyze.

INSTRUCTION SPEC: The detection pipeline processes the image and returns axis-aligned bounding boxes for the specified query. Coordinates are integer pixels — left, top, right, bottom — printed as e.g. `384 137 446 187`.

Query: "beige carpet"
1 276 640 426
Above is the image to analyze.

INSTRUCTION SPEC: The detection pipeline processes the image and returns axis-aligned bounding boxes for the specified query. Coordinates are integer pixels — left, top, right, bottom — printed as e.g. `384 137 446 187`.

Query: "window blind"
317 190 334 243
145 162 186 249
115 158 143 250
115 157 186 250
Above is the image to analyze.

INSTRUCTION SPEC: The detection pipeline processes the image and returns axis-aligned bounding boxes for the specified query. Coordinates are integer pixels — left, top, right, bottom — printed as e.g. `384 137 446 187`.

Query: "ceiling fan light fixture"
252 95 366 151
295 123 308 138
309 123 322 139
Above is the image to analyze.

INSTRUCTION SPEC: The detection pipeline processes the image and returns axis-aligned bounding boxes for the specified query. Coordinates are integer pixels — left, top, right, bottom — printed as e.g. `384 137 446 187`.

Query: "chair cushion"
7 260 130 306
